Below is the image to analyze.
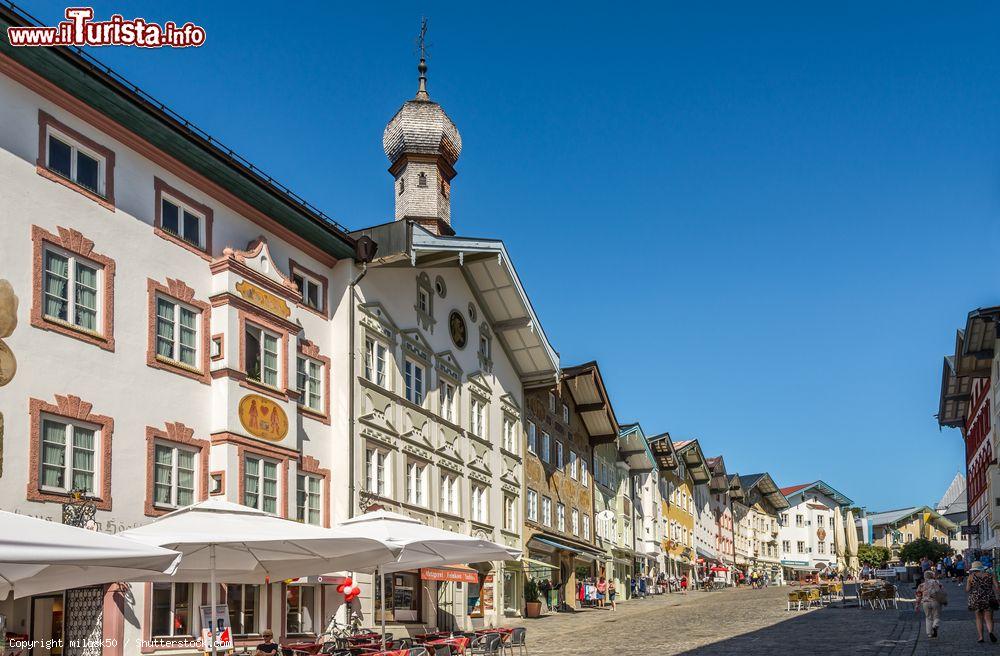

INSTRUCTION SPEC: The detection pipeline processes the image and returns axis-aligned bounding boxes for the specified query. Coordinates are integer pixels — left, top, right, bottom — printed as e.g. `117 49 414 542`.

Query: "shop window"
375 572 420 623
225 584 260 636
151 582 193 637
285 584 317 635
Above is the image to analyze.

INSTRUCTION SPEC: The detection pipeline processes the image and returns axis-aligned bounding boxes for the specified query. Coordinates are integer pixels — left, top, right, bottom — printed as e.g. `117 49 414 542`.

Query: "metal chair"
407 647 430 656
504 627 527 655
469 633 503 656
786 591 802 611
432 646 453 656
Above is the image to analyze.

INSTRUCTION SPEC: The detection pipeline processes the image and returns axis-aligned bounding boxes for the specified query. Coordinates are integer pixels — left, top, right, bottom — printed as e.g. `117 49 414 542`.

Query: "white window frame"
39 415 101 496
548 392 556 412
46 127 106 196
526 489 538 522
292 268 324 313
440 472 459 515
572 508 580 535
41 244 103 334
581 458 588 487
502 416 516 453
160 192 206 249
243 455 280 514
152 441 198 510
470 396 488 438
556 442 564 469
569 451 578 480
542 497 552 527
406 459 428 507
404 359 426 405
504 495 516 532
364 337 388 388
471 484 488 523
150 582 194 638
296 473 322 525
245 323 281 388
296 355 323 412
557 503 566 532
440 380 457 423
527 422 537 454
583 514 590 540
541 431 551 463
562 403 569 423
365 448 389 497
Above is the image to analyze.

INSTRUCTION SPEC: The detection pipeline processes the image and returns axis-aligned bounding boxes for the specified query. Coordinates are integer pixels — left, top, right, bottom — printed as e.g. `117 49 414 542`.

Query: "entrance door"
63 587 104 656
30 595 63 656
436 582 455 631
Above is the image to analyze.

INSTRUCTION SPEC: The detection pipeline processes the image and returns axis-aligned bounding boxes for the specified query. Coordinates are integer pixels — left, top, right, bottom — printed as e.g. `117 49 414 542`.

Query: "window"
151 582 193 637
797 541 805 553
245 324 280 387
365 448 388 497
502 417 516 453
42 246 101 333
527 422 537 454
548 392 556 413
364 338 388 387
160 195 204 248
225 584 260 636
526 489 538 522
562 403 569 423
470 396 487 438
542 497 552 526
407 460 427 507
782 540 790 553
440 381 456 422
556 442 564 469
153 443 196 509
817 541 826 554
569 451 578 480
583 514 590 539
780 513 788 526
244 456 279 514
441 473 459 514
418 171 428 187
292 270 323 312
296 356 323 412
581 458 588 487
479 332 491 360
46 130 105 196
285 584 316 635
572 509 580 535
541 432 551 463
471 484 488 523
417 287 430 313
404 360 425 405
40 417 99 495
795 514 804 527
296 474 321 525
504 495 516 532
817 515 825 528
557 503 566 532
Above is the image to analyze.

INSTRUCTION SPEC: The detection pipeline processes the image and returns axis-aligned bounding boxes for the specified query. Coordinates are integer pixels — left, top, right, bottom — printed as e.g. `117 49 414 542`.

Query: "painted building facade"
857 506 957 562
706 457 737 584
739 473 789 584
776 481 853 580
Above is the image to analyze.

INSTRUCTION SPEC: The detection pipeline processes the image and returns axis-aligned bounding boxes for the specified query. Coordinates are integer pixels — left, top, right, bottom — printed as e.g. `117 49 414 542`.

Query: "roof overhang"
646 433 678 471
747 473 790 511
937 355 970 429
562 362 620 445
728 475 746 500
963 307 1000 361
618 424 655 471
707 456 729 493
674 440 711 484
0 5 358 262
785 480 854 507
954 329 991 379
354 221 559 382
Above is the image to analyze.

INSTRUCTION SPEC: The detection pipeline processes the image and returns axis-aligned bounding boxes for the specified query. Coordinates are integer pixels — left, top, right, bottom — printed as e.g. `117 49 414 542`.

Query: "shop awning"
528 535 605 559
420 566 480 584
521 557 558 571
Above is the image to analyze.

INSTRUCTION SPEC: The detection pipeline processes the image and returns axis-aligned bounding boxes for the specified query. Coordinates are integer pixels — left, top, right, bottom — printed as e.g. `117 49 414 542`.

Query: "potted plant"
523 578 542 618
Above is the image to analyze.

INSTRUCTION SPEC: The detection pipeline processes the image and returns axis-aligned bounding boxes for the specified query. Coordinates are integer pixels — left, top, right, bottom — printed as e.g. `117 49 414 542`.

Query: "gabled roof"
779 481 854 507
353 221 559 382
727 474 746 500
936 473 967 515
646 432 678 471
740 472 790 511
861 505 957 532
617 423 655 472
672 440 711 484
562 361 620 444
706 456 729 493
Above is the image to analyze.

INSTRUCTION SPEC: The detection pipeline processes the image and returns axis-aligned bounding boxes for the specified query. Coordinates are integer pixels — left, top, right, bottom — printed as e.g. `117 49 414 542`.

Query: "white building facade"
776 481 853 581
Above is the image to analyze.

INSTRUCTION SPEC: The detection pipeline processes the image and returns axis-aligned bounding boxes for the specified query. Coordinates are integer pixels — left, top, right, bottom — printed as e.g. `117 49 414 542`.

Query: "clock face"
449 310 467 348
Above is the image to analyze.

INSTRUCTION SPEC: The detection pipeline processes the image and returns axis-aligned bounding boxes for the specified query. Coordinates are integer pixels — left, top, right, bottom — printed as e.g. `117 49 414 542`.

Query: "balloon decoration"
337 576 361 603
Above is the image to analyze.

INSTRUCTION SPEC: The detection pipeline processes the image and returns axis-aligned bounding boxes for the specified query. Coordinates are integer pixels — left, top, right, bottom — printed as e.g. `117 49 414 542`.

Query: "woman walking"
596 575 608 608
966 561 1000 643
608 579 617 611
915 570 946 639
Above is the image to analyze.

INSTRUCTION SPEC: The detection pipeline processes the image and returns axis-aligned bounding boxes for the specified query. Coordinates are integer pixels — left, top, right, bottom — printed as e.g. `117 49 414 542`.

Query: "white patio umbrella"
845 509 860 575
121 499 399 656
0 510 181 599
335 510 521 648
833 509 847 572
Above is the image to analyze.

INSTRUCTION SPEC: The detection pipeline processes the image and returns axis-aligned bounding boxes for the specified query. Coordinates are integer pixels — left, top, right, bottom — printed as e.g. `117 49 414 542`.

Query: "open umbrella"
0 510 181 599
334 510 521 648
845 509 860 576
121 499 399 656
833 509 847 572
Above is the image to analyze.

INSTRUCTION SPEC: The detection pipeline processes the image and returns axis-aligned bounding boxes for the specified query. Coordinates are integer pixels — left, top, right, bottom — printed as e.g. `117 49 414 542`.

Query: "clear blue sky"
30 1 1000 510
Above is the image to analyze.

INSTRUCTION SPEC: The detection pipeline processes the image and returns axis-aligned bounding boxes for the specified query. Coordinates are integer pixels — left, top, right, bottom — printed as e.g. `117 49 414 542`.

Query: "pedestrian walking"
596 575 608 608
955 554 967 584
680 574 688 594
915 570 947 639
608 579 617 611
540 578 552 613
966 561 1000 643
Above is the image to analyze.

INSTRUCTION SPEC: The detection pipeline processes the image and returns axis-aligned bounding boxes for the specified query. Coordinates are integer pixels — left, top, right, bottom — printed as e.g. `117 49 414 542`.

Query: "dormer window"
46 132 104 196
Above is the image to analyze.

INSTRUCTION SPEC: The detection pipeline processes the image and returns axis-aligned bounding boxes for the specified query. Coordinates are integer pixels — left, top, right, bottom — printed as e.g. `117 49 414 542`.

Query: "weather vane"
415 17 430 100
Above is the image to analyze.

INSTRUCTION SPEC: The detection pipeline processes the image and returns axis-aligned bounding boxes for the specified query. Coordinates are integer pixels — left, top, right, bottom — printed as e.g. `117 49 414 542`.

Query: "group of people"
915 556 1000 643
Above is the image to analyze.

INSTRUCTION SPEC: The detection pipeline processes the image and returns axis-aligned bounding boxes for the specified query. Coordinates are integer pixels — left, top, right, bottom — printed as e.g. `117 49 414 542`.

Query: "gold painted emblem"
238 394 289 442
236 281 291 319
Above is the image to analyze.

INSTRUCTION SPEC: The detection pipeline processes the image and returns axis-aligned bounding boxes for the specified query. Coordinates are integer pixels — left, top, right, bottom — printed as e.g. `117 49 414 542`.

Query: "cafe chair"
504 627 527 655
469 633 503 656
408 647 430 656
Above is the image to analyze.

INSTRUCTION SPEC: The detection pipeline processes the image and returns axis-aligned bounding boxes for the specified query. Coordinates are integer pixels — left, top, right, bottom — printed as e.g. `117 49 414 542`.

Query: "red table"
426 637 471 654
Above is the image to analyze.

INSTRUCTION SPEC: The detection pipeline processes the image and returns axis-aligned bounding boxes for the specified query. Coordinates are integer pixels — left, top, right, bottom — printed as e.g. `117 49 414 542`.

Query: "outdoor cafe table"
425 636 471 653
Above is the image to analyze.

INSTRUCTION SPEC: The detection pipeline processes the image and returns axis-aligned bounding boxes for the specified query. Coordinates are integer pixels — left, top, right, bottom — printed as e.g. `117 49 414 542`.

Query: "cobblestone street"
503 580 998 655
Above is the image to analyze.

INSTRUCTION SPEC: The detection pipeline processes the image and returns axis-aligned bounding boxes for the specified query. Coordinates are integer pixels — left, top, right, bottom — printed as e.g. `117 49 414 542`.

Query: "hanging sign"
238 394 288 442
200 604 233 652
235 280 290 319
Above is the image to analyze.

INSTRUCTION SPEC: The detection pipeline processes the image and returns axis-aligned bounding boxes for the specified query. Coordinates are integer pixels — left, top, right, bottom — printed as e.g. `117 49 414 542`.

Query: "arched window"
417 172 428 188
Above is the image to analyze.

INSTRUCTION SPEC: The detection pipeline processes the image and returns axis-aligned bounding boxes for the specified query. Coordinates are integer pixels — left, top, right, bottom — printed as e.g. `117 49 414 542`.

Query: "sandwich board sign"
200 604 233 652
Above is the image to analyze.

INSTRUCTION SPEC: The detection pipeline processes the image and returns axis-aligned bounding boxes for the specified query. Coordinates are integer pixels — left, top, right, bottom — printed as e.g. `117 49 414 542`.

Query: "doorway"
436 582 455 630
30 595 63 656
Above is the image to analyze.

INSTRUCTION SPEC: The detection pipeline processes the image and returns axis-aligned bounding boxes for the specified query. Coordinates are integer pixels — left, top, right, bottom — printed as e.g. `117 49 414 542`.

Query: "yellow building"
860 506 958 563
656 440 709 581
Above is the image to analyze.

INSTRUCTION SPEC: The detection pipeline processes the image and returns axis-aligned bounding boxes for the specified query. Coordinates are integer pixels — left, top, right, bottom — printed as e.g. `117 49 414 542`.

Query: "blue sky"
29 1 1000 510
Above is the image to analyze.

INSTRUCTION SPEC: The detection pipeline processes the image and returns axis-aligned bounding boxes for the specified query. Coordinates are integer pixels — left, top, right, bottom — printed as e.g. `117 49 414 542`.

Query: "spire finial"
415 17 430 100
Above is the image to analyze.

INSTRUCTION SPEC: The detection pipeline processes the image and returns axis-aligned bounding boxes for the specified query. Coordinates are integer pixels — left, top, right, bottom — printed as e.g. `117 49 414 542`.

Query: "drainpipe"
347 261 369 519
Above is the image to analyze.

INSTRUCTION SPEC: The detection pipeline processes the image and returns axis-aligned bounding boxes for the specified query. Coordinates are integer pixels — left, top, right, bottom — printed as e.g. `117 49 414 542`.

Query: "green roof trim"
0 6 356 261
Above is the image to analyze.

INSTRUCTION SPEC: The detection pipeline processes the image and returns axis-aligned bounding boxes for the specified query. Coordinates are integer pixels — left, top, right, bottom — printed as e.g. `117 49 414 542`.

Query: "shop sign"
238 394 288 442
200 604 233 652
482 573 495 611
236 280 290 319
420 567 480 584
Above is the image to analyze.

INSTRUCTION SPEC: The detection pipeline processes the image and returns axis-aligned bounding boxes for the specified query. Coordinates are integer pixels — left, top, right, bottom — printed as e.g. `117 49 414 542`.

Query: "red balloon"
352 586 361 596
344 577 353 587
337 584 345 593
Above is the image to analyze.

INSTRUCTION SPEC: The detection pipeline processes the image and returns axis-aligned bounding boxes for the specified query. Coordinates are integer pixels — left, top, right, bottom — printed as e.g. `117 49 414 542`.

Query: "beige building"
857 506 957 563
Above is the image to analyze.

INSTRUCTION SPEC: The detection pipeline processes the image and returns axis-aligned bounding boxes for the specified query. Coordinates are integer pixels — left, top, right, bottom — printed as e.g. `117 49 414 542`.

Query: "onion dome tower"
382 24 462 236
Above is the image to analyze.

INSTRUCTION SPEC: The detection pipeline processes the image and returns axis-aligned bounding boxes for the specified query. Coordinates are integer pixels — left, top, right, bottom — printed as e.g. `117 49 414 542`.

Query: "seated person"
255 629 279 655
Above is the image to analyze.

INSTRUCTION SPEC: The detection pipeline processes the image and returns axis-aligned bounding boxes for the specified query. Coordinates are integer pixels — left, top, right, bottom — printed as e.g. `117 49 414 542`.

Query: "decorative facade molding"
36 109 116 211
143 422 210 517
146 277 211 384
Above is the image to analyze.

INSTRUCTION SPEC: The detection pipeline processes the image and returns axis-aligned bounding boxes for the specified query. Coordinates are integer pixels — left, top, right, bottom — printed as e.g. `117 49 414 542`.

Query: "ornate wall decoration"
237 393 289 442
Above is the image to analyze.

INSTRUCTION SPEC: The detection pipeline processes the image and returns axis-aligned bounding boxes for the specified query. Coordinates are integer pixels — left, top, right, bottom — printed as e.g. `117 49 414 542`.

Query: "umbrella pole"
210 544 219 656
379 566 386 651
